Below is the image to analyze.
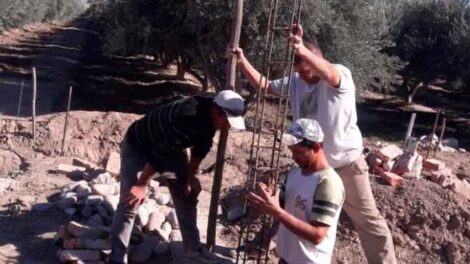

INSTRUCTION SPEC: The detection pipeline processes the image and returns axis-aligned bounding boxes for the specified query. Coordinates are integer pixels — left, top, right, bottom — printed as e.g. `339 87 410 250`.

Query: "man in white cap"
110 90 246 264
248 118 344 264
235 23 397 264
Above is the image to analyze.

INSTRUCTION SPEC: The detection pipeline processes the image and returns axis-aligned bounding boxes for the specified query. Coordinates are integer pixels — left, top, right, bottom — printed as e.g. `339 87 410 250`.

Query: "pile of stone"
366 143 423 187
52 154 182 263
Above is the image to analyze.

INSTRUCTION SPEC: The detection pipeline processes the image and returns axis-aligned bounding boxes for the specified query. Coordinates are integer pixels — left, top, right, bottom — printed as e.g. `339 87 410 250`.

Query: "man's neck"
301 156 330 175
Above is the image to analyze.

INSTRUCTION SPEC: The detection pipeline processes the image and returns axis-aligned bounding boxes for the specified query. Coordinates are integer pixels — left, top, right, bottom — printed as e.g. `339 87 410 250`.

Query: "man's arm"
290 25 341 88
233 48 276 94
247 182 329 245
123 163 156 209
184 154 202 196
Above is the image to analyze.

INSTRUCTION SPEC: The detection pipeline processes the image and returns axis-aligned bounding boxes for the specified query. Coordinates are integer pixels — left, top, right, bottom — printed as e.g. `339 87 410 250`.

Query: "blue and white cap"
282 118 324 146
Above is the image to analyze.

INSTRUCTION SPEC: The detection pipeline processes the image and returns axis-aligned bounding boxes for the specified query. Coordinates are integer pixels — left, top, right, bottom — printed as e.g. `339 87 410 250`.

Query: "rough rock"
423 159 446 172
56 249 101 262
378 144 403 162
129 235 157 263
67 221 109 239
0 149 22 174
154 193 171 206
91 184 115 196
146 211 165 232
105 151 121 176
73 158 97 170
166 209 179 229
63 238 111 250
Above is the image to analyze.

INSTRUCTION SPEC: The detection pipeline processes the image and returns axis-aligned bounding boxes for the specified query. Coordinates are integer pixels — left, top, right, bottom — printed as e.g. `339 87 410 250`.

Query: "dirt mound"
1 111 140 163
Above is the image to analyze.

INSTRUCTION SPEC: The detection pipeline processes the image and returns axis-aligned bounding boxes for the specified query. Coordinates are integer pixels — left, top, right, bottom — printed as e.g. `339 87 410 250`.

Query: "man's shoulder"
317 168 344 191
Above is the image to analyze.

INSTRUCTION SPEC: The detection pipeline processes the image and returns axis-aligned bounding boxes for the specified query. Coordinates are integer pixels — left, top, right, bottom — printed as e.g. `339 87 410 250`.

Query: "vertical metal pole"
426 110 440 159
404 113 416 149
17 80 24 117
433 117 446 158
61 87 73 155
206 0 244 252
32 67 37 140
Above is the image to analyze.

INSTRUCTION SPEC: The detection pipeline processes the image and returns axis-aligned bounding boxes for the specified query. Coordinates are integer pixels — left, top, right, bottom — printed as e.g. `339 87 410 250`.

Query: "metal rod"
31 67 37 140
404 113 416 149
433 117 446 158
17 80 24 117
61 87 73 155
206 0 244 252
426 110 440 159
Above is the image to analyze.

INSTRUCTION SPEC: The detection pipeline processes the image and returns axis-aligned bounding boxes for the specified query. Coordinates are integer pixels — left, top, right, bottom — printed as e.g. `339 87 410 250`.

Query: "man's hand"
289 24 304 51
184 177 202 197
247 182 282 217
123 185 147 210
231 47 246 65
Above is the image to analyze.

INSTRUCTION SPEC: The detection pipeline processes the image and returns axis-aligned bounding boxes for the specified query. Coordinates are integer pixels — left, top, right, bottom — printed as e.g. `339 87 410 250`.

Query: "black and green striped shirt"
126 95 216 169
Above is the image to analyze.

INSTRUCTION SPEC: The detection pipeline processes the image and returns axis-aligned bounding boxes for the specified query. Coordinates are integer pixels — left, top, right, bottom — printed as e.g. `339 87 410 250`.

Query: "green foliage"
0 0 88 32
388 0 470 90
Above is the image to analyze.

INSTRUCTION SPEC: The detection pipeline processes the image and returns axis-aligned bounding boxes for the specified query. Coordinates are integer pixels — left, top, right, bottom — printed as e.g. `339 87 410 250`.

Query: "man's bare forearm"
239 58 271 92
274 207 328 245
136 163 156 186
296 45 340 88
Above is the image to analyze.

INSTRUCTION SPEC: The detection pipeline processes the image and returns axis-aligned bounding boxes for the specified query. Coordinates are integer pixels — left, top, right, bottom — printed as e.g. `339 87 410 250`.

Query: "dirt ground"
0 19 469 264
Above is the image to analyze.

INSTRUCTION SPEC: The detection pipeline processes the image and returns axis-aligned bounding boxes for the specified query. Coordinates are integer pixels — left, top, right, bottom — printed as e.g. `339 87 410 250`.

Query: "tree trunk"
407 81 424 104
176 58 185 80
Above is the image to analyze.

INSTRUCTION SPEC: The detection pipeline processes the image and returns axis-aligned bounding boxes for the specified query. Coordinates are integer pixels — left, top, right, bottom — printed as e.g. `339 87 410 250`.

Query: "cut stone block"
90 172 116 185
88 214 104 227
142 200 158 215
129 236 157 263
57 196 78 210
56 249 101 262
91 184 115 196
378 144 403 162
106 152 121 176
379 171 404 187
392 152 418 175
85 195 104 207
423 159 446 171
166 209 179 229
58 225 73 240
63 238 111 250
154 241 169 256
136 207 150 227
70 180 92 196
73 158 97 170
81 206 95 218
67 221 109 239
56 164 86 175
155 193 171 206
103 195 119 213
146 211 166 232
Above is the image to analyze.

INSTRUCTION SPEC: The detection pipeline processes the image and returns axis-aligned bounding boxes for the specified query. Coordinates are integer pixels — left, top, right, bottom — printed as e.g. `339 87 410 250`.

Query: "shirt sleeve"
191 135 213 160
334 64 355 94
269 75 294 95
310 170 345 226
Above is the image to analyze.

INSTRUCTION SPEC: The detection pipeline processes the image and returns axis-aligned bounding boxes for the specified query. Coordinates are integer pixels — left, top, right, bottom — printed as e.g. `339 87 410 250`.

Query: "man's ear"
313 143 321 153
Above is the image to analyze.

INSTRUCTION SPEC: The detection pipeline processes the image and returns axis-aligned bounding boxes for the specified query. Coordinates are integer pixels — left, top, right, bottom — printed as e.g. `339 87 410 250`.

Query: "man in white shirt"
248 118 344 264
236 24 396 263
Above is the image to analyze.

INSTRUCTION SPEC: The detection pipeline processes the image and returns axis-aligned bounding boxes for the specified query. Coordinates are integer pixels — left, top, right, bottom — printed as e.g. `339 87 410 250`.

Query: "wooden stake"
206 0 244 251
32 67 37 140
17 80 24 117
61 87 73 155
426 110 440 159
433 117 446 158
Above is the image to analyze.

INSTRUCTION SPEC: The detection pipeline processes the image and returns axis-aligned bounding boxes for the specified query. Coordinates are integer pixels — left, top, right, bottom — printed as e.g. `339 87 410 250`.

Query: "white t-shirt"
270 64 363 168
277 167 344 264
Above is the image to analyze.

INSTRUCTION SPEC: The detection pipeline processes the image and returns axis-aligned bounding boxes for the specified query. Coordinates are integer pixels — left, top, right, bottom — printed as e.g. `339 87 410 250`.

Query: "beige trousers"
336 156 397 264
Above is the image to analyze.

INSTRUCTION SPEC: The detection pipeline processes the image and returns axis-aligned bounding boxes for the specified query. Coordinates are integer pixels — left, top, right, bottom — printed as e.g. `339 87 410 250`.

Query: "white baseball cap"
282 118 324 146
213 90 246 130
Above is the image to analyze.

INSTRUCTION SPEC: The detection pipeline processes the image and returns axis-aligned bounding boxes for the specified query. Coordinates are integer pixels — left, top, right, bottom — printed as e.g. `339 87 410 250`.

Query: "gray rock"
85 195 104 207
32 203 52 212
166 209 179 229
129 235 157 263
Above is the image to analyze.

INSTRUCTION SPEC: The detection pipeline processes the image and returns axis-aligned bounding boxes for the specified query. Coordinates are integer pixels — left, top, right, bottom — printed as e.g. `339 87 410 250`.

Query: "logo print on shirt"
294 195 307 211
